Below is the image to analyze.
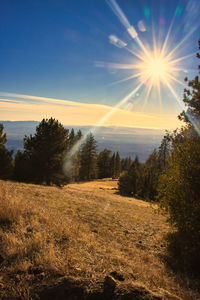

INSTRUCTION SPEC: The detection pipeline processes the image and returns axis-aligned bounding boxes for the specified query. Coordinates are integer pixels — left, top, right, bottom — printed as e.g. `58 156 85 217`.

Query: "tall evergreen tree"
115 152 121 178
69 129 75 148
76 129 82 141
140 150 160 201
23 118 69 185
79 133 98 180
65 129 83 181
97 149 112 178
110 153 116 178
0 124 13 179
121 157 132 171
157 39 200 271
118 156 141 196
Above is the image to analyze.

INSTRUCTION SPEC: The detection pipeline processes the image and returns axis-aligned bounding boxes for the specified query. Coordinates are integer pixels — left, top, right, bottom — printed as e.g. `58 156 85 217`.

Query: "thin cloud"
0 92 180 130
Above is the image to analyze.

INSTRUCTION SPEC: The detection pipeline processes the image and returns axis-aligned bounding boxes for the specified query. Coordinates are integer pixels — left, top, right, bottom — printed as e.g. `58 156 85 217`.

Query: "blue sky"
0 0 199 128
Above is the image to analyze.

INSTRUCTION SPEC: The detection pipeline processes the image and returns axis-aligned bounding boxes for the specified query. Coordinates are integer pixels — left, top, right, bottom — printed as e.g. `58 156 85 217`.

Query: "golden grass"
0 179 199 299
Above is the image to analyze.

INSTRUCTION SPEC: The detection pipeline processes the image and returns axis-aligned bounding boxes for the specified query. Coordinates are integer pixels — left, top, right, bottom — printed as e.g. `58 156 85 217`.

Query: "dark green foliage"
118 156 140 196
22 118 69 185
69 129 75 148
158 130 200 272
118 149 165 201
179 40 200 124
65 129 83 181
110 153 116 178
0 124 13 179
158 134 171 170
115 152 121 178
79 133 98 180
13 150 31 182
110 152 121 179
157 39 200 272
121 157 132 171
139 150 160 201
97 149 112 178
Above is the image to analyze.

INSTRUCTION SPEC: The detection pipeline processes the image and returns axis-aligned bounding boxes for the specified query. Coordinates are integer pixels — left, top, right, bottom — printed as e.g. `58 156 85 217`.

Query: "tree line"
0 118 124 185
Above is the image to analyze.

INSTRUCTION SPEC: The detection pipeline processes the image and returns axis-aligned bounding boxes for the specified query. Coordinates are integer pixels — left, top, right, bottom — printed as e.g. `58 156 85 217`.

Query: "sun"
146 57 168 81
96 0 196 111
137 52 172 85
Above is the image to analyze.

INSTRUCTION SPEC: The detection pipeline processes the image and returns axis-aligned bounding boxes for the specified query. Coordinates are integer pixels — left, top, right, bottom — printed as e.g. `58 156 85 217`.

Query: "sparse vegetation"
0 179 199 299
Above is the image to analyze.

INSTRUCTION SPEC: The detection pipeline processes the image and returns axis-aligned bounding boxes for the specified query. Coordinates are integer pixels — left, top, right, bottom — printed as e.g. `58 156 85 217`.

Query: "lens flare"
63 0 199 175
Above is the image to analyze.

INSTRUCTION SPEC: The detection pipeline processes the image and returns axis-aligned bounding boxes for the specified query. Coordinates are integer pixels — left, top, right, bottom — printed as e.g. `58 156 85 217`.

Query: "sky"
0 0 199 129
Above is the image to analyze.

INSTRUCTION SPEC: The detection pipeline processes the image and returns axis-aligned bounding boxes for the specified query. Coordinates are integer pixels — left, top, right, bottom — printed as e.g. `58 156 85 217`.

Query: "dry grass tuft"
0 179 199 299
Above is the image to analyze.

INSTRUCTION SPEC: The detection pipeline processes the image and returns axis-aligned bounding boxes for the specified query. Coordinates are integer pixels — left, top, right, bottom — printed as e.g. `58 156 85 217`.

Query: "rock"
110 271 125 281
0 254 4 264
103 275 116 294
38 272 45 280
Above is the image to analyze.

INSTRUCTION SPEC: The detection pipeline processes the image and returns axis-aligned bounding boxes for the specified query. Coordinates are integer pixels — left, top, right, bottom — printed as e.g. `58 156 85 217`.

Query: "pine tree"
118 156 141 196
179 40 200 124
65 129 83 181
0 124 13 179
97 149 112 178
141 150 160 201
110 153 116 178
158 134 171 170
157 39 200 271
76 129 82 141
69 129 75 148
115 152 121 178
14 150 31 182
121 157 132 171
79 133 98 180
23 118 69 185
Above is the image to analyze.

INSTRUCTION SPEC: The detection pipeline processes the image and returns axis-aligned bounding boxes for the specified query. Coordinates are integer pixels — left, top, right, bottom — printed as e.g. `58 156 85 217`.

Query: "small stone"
38 272 45 279
104 275 116 292
110 271 125 281
0 255 4 264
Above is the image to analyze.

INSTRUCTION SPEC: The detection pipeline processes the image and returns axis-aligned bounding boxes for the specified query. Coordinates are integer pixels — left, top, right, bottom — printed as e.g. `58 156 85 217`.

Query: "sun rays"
97 0 197 116
63 0 198 174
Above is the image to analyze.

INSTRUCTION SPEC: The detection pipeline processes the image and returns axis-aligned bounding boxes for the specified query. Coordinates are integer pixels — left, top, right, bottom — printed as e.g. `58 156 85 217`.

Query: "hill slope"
0 180 198 299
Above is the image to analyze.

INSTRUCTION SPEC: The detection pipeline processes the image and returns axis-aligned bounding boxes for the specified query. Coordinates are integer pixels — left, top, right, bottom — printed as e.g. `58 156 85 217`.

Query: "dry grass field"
0 179 199 299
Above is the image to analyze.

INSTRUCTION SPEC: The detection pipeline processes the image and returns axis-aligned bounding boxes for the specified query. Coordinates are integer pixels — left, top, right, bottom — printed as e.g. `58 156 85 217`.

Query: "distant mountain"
1 121 165 162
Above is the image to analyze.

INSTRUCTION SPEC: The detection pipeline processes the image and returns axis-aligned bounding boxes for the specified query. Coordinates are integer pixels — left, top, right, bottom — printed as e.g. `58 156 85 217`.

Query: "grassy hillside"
0 179 199 299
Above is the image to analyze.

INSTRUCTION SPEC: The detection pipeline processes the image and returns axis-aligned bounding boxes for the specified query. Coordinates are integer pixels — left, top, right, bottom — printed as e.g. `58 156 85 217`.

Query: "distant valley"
1 121 165 162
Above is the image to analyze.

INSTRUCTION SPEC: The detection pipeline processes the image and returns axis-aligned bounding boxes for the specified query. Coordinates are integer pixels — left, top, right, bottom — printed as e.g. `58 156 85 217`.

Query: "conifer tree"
157 39 200 271
79 133 98 180
140 150 160 201
118 156 141 196
69 129 75 148
97 149 112 178
115 152 121 178
65 129 83 181
110 153 116 178
0 124 13 179
14 150 31 181
121 157 132 171
23 118 69 185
